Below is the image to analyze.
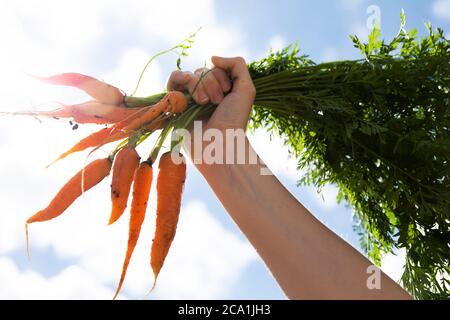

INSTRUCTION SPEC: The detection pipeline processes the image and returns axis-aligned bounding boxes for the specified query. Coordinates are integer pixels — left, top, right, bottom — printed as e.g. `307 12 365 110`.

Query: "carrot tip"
112 290 120 300
108 214 120 225
25 223 31 261
112 274 125 300
144 282 157 298
45 159 59 169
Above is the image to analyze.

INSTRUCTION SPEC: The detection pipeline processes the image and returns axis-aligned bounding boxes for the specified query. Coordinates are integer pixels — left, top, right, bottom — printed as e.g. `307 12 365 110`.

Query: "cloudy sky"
0 0 448 300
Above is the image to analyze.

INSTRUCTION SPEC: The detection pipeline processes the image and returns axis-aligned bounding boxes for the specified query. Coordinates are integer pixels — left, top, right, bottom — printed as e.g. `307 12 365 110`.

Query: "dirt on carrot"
122 91 187 134
48 125 121 166
109 147 140 225
27 157 112 224
113 161 153 299
150 151 186 288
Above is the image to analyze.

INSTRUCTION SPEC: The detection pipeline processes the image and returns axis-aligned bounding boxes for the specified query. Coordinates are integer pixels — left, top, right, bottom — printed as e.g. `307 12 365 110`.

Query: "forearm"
196 137 411 300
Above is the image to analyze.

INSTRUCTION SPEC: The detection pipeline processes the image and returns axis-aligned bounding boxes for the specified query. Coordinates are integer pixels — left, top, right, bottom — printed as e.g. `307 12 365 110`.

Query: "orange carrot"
33 73 124 105
94 94 184 148
109 147 140 225
113 161 153 299
27 157 112 224
122 91 187 134
150 152 186 288
48 122 127 166
48 115 167 166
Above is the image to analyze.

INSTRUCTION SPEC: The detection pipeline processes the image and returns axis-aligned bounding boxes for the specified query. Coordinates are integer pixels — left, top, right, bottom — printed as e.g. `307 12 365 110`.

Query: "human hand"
166 56 256 132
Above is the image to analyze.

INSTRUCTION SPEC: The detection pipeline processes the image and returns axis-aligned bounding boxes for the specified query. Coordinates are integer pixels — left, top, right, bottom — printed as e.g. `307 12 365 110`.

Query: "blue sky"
0 0 449 299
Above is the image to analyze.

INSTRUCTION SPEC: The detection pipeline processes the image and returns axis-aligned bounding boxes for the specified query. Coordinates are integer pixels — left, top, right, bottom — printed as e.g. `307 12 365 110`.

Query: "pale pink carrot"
33 73 124 105
9 102 145 125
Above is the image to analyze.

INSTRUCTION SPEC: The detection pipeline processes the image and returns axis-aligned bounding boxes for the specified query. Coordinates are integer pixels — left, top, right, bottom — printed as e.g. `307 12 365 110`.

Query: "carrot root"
32 73 124 105
150 152 186 289
109 147 140 225
113 161 153 300
26 157 112 224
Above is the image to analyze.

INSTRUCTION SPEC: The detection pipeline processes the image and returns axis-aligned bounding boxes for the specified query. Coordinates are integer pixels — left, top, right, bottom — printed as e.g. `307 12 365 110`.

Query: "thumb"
211 56 253 92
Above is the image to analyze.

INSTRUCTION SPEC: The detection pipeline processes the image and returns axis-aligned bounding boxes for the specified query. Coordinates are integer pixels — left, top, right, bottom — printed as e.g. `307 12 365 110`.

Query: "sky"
0 0 449 300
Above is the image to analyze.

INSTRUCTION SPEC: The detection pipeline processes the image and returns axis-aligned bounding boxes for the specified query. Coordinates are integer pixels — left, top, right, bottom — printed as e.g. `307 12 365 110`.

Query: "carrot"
33 73 124 105
90 92 182 149
11 102 145 125
121 91 187 134
113 161 153 300
150 151 186 288
47 112 168 167
83 116 168 161
66 103 144 124
26 157 112 224
48 122 128 166
93 94 182 148
109 147 140 225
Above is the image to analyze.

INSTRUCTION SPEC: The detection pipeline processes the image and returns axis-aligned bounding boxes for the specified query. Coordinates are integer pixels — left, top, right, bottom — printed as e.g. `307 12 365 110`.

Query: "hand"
167 56 256 131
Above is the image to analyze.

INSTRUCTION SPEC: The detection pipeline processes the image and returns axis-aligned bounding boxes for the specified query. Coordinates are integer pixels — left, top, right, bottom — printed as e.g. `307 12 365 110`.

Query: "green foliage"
148 12 450 299
130 28 200 96
247 13 450 299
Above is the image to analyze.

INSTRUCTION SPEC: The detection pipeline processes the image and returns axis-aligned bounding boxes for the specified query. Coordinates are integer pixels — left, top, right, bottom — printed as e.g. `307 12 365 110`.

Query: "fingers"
194 68 223 104
166 68 230 105
186 78 209 105
211 56 255 98
212 68 232 93
166 70 190 91
167 70 207 104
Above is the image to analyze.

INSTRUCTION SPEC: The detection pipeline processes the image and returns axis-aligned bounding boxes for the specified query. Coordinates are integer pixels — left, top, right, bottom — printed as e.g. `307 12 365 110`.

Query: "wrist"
193 136 271 197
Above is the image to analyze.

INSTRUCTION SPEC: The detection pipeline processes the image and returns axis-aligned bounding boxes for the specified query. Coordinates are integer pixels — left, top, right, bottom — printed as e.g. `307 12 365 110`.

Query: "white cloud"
321 47 339 62
351 23 370 41
381 248 406 283
8 0 104 50
338 0 366 12
0 257 119 299
105 0 249 70
151 201 257 299
0 195 257 299
314 184 340 211
104 48 165 96
248 129 341 211
248 128 300 182
433 0 450 21
268 35 287 52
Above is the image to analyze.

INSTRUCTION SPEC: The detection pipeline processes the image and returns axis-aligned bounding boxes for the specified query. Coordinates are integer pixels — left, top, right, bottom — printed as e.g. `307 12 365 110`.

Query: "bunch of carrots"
17 73 190 299
7 16 450 299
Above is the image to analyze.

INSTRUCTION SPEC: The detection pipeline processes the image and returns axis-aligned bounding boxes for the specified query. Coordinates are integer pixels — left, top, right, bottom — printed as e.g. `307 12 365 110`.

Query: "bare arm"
167 56 411 300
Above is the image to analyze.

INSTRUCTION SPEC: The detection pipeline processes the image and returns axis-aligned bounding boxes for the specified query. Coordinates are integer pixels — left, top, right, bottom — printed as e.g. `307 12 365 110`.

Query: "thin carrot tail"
144 276 159 297
25 223 31 261
2 109 67 118
113 251 133 300
45 151 71 168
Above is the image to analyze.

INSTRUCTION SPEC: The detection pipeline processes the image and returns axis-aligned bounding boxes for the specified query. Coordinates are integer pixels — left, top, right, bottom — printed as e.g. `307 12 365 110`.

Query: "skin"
167 56 412 300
